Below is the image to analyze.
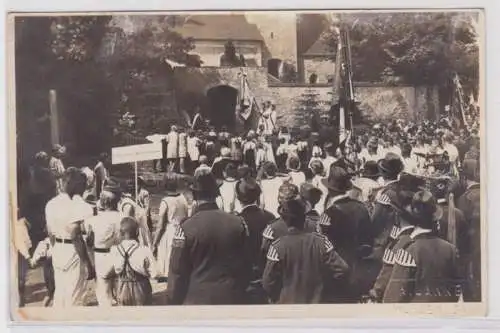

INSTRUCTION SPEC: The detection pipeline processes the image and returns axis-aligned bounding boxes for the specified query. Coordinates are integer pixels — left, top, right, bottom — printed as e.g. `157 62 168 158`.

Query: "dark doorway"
206 85 238 132
267 58 282 79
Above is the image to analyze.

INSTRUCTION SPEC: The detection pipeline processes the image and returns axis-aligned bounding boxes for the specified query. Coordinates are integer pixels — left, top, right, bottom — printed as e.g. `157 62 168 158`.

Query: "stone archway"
206 85 239 132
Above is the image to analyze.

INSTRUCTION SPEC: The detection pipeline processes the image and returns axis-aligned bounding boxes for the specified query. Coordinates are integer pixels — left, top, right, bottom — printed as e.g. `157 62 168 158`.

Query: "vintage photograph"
9 9 484 320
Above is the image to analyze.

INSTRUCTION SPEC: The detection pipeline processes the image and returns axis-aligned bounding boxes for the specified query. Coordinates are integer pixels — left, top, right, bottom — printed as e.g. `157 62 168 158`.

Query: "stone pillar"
49 89 60 145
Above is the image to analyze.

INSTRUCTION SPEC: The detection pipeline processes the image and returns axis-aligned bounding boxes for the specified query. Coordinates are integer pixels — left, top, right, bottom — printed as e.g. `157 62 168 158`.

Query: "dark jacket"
238 204 275 280
383 230 460 303
371 181 400 261
457 183 481 302
319 194 374 302
261 216 319 258
262 229 349 304
370 226 414 302
167 202 251 305
211 157 233 180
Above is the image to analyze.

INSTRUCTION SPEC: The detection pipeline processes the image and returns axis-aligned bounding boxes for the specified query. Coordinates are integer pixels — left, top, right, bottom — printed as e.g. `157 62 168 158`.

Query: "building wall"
244 12 298 69
173 67 439 129
303 58 335 84
192 40 263 67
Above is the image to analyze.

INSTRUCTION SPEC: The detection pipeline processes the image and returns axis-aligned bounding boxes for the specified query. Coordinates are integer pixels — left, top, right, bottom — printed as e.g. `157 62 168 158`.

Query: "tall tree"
322 12 479 89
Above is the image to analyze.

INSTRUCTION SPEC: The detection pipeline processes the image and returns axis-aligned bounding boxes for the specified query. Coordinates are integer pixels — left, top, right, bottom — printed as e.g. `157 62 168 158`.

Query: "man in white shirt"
85 187 124 307
166 125 179 172
218 163 238 213
322 143 337 177
260 162 285 218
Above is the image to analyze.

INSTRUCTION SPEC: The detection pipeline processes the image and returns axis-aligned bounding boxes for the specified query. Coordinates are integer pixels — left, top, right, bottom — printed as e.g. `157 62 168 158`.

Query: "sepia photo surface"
8 9 486 322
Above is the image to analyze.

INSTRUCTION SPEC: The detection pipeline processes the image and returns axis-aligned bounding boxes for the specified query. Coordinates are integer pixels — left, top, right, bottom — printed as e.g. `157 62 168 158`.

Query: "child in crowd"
194 155 211 176
287 155 306 187
111 217 158 306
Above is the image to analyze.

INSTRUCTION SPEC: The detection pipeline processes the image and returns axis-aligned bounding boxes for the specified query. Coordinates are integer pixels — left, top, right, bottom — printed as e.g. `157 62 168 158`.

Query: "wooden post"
134 160 139 204
49 89 60 145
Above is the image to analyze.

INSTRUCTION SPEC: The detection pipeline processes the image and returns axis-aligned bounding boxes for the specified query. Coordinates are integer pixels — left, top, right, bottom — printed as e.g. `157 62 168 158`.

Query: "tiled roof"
173 14 264 42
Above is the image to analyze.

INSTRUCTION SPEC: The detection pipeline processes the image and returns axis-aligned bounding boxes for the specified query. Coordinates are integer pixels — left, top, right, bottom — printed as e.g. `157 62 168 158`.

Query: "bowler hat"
190 169 223 196
321 165 353 192
378 152 404 176
235 178 262 203
410 190 443 224
361 160 380 179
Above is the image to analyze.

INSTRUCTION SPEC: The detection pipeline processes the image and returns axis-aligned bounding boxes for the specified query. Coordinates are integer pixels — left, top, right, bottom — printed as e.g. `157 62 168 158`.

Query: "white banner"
112 143 163 165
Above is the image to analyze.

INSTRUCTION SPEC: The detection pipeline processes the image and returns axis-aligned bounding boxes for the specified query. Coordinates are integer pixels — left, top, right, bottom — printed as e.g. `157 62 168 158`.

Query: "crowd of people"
14 113 481 307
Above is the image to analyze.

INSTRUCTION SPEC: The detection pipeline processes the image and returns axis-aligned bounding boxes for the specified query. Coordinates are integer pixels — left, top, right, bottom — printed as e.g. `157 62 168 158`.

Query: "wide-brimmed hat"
190 169 223 195
378 152 404 176
235 178 262 203
321 165 353 192
410 190 443 223
361 160 380 178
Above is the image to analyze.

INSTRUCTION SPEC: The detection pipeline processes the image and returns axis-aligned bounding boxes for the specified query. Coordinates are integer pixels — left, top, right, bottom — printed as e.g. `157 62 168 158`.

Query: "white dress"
46 193 94 307
156 194 189 277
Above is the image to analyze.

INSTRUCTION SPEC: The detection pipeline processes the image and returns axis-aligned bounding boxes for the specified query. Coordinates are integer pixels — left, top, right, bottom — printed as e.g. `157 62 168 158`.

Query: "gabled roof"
172 14 264 42
303 33 334 57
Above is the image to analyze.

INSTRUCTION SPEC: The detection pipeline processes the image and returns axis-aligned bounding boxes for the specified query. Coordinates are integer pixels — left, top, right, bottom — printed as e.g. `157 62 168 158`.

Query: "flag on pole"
238 72 258 121
332 25 351 149
450 74 467 130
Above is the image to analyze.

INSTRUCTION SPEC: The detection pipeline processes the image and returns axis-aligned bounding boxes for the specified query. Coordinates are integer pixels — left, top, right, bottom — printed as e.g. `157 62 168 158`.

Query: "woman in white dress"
153 175 189 281
45 167 95 307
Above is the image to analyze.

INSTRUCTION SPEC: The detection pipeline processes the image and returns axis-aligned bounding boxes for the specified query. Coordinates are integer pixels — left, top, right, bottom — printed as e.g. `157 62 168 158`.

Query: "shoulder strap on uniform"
376 191 392 206
394 240 417 267
382 248 396 265
262 224 275 240
266 243 280 262
322 236 334 253
172 226 187 248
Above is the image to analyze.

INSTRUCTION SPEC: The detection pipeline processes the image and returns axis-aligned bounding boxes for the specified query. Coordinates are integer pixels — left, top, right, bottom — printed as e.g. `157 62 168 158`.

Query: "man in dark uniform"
318 165 373 303
457 159 481 302
384 190 461 303
368 186 419 303
167 170 251 305
371 153 405 261
430 177 467 258
262 197 349 304
261 182 318 257
235 177 275 304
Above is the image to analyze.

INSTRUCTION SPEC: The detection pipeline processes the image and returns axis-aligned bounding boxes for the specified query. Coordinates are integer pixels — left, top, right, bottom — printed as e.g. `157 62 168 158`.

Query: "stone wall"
304 58 335 84
173 66 439 130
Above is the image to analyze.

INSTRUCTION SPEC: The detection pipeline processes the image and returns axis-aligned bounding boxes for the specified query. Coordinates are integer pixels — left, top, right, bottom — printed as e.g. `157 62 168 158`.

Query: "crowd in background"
14 111 481 307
